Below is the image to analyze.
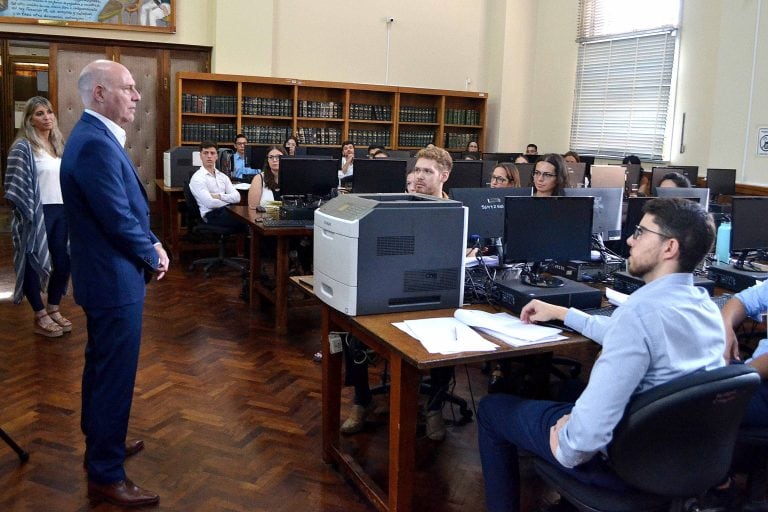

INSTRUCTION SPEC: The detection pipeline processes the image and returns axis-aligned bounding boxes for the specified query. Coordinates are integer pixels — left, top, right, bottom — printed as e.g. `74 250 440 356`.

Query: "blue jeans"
23 204 70 311
477 394 628 512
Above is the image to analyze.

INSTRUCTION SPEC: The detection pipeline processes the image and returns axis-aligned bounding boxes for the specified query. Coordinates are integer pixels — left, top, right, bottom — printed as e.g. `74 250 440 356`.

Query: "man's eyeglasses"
491 175 509 184
532 170 556 180
633 224 670 240
234 142 246 146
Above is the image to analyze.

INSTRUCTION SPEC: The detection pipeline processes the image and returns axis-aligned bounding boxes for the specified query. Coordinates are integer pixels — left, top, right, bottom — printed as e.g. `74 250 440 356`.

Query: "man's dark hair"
234 133 246 141
643 197 715 273
660 171 691 188
200 140 217 151
622 154 641 165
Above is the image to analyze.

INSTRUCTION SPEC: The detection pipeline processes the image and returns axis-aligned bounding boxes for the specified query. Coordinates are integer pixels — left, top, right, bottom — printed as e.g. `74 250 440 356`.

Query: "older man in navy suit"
61 59 168 507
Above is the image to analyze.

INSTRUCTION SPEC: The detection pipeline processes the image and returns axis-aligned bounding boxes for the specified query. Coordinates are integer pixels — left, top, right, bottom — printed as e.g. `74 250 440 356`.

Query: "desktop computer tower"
163 146 199 187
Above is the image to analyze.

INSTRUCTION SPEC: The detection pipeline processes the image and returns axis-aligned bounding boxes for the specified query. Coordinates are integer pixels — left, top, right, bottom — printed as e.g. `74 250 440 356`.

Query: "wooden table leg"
249 227 261 308
388 355 420 512
274 236 290 334
322 307 342 464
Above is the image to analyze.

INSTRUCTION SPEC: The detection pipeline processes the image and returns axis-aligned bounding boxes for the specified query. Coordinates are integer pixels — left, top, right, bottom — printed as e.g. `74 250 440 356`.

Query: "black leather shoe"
88 478 159 507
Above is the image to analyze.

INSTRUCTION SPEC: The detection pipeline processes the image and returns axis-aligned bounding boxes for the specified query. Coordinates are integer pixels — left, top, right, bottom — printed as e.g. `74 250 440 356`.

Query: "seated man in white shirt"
188 140 244 231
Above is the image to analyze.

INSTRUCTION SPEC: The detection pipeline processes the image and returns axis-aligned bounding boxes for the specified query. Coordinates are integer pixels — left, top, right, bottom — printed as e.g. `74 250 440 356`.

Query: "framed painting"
0 0 176 33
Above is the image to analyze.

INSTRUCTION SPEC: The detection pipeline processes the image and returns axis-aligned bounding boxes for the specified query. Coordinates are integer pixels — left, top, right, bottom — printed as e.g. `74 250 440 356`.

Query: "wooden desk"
321 303 592 512
229 205 315 334
155 179 184 261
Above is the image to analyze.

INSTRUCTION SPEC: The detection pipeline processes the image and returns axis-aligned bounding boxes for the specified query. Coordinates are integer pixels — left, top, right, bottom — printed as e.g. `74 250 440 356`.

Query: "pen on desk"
453 326 458 340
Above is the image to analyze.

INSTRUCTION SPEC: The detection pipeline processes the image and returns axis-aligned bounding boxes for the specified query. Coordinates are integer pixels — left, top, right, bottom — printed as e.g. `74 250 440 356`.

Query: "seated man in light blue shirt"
231 133 259 180
477 197 724 512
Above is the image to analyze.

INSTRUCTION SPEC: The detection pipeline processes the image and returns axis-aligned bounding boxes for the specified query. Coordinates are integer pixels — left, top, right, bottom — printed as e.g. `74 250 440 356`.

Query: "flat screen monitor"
449 187 533 240
351 159 409 193
655 187 710 212
730 196 768 258
503 196 594 266
517 163 536 186
589 165 626 188
279 157 339 197
306 146 340 158
565 162 586 188
445 160 484 192
563 187 624 241
622 164 643 187
650 166 698 195
482 152 521 163
706 168 737 196
620 197 655 257
386 150 413 159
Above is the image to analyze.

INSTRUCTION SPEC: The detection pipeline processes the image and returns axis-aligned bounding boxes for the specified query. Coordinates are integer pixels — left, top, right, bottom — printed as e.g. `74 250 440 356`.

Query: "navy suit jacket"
61 112 159 309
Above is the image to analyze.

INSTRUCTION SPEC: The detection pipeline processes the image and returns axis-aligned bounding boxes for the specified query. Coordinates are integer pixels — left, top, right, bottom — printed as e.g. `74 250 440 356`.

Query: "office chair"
218 148 234 177
534 365 760 512
183 178 248 278
0 427 29 462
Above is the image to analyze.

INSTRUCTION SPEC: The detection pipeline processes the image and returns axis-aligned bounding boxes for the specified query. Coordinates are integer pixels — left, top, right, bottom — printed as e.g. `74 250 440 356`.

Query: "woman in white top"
248 145 286 208
3 96 71 338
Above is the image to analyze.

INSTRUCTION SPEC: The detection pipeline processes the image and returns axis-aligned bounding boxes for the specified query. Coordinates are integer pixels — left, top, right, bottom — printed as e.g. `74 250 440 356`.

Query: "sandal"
34 314 64 338
47 309 72 332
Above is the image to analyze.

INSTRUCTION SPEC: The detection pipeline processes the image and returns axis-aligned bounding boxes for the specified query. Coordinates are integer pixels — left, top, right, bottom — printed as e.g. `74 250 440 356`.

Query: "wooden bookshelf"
175 72 487 152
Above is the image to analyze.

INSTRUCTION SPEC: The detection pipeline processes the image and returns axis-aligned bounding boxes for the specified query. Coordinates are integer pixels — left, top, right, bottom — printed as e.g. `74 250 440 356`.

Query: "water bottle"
716 221 731 264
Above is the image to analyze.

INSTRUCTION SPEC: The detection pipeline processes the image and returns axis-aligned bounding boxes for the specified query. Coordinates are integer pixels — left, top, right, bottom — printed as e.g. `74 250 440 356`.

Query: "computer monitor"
706 168 737 196
563 188 624 241
279 157 340 197
482 152 521 163
306 146 340 158
565 162 586 188
622 164 643 187
517 163 536 186
730 196 768 264
655 187 710 212
589 165 626 189
503 196 594 286
449 187 533 241
351 159 409 193
650 166 698 195
620 197 655 257
445 160 484 192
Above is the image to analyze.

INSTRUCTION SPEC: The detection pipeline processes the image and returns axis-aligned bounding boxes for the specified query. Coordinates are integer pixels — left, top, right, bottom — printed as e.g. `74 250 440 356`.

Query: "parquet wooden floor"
0 204 592 511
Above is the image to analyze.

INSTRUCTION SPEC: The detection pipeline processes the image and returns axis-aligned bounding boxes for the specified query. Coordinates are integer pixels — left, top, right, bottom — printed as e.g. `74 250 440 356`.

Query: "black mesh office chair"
534 365 760 512
183 177 248 277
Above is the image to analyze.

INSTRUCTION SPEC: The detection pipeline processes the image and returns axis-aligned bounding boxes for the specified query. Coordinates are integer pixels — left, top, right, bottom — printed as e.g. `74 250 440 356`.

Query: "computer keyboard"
261 218 314 228
711 293 733 310
584 305 618 317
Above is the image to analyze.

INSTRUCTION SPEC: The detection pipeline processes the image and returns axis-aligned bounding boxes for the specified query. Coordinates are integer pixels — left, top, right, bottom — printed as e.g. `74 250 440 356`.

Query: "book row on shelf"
241 125 292 145
242 97 293 117
297 100 343 119
296 126 342 146
445 108 481 126
444 132 479 149
399 105 438 123
398 130 436 147
349 103 393 121
181 94 238 115
348 129 391 147
182 123 237 143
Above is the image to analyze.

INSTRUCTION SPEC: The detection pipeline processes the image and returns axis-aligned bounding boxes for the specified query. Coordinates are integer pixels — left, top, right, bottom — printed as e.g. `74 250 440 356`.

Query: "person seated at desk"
658 171 691 189
477 197 723 512
339 140 355 180
248 145 285 209
490 163 521 189
231 133 259 181
525 143 539 157
342 146 457 441
367 144 385 158
563 151 580 165
283 135 299 156
189 140 244 231
532 153 568 197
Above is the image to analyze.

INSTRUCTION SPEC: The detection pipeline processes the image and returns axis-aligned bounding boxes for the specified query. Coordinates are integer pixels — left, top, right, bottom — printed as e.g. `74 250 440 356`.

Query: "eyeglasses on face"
532 170 556 179
267 154 281 161
633 224 670 240
491 175 509 183
234 141 247 146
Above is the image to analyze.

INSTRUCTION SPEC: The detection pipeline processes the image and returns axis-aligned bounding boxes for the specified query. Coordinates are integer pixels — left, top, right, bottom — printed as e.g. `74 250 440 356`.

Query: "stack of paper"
394 317 498 355
453 309 566 347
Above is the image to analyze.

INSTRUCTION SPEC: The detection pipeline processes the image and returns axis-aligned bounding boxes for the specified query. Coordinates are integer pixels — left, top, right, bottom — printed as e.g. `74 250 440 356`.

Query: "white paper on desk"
395 317 498 354
605 287 629 307
465 255 499 268
453 309 566 347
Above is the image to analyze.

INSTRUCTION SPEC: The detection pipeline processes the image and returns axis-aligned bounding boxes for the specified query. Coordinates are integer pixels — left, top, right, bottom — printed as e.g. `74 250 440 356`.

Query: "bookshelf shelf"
175 72 487 150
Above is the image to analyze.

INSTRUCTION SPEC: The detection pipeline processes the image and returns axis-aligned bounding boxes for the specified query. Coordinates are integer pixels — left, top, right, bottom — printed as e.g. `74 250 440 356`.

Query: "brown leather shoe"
83 440 145 468
87 478 159 507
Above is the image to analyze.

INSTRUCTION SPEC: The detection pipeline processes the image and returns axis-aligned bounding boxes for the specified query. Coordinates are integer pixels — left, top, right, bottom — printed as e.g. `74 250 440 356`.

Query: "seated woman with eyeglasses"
531 153 568 197
248 145 285 209
490 163 521 189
